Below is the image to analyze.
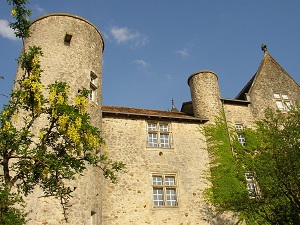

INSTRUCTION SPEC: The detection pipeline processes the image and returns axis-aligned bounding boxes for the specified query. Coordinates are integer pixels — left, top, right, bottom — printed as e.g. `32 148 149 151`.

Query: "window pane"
148 133 158 147
274 93 280 99
282 94 289 99
153 188 164 206
245 172 254 181
247 183 257 197
153 176 163 185
165 176 175 186
166 189 177 206
148 123 157 131
238 134 246 146
159 124 168 132
235 124 243 131
284 101 291 110
160 134 170 148
276 101 284 110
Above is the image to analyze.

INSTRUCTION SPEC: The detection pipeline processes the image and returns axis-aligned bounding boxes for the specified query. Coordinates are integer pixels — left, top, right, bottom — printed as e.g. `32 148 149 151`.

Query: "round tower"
15 14 104 224
16 13 104 125
188 70 222 119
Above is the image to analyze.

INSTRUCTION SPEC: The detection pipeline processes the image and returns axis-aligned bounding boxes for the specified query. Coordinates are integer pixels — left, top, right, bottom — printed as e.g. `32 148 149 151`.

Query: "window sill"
146 146 174 150
153 206 179 209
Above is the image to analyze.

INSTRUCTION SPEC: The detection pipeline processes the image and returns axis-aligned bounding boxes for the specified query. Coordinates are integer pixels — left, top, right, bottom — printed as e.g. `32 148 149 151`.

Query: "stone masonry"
12 13 300 225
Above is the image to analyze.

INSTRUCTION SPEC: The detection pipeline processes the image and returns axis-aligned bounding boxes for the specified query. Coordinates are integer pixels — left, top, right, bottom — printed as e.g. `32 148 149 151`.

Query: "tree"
0 1 125 224
203 107 300 224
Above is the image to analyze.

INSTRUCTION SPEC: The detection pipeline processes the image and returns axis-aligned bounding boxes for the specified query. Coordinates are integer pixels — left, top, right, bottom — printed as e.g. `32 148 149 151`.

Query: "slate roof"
102 105 207 122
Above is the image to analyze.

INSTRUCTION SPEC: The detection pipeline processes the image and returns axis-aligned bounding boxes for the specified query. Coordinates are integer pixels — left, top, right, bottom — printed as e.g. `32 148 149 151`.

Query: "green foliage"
203 107 300 224
203 114 249 213
0 185 26 225
0 46 125 222
7 0 31 39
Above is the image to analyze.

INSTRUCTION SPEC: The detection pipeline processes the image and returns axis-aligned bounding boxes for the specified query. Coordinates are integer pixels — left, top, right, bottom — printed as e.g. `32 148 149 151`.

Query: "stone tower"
188 70 222 119
15 13 105 224
16 13 104 124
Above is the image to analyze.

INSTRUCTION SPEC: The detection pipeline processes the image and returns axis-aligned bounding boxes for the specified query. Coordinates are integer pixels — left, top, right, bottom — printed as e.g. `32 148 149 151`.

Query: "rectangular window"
90 72 98 102
147 122 171 148
235 124 245 146
64 33 72 45
152 174 177 207
245 172 259 198
274 93 291 111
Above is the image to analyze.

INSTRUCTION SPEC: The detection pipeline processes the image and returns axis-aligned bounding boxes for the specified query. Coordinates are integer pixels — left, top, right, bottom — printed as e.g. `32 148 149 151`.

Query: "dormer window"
90 71 98 102
274 93 291 111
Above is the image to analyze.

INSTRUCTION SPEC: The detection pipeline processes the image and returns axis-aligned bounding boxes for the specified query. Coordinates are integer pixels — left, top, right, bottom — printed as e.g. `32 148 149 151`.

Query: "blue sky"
1 1 300 111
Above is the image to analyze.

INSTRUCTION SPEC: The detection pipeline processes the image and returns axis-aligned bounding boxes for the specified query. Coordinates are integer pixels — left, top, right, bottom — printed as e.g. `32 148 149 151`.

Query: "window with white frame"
152 174 177 207
245 172 259 198
90 71 97 101
147 122 171 148
235 124 245 146
274 93 291 111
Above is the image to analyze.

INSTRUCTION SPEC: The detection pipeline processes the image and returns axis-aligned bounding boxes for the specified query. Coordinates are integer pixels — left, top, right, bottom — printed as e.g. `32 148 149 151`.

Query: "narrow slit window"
64 33 72 45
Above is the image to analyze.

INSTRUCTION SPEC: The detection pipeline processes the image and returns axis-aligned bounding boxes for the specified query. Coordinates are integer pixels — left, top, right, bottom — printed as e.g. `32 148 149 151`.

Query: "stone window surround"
273 91 292 111
147 121 172 148
152 173 178 207
245 172 259 199
90 71 98 102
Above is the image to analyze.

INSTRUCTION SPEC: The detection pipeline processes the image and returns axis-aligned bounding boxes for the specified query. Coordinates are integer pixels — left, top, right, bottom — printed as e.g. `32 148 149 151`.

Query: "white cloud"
176 48 190 58
34 5 46 15
167 74 173 80
132 59 149 69
102 32 110 41
110 26 148 47
0 19 18 41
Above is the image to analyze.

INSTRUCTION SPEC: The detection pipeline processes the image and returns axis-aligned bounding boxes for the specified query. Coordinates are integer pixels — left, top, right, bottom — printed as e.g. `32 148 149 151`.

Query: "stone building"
17 14 300 224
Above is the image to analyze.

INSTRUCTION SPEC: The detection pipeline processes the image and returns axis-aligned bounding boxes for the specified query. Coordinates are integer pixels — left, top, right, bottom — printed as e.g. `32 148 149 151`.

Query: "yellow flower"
32 54 39 67
3 121 11 132
67 124 80 144
57 93 65 104
49 88 56 105
84 132 100 149
104 145 109 154
75 117 82 128
2 109 9 116
38 130 44 139
58 114 69 132
75 96 87 114
11 8 16 17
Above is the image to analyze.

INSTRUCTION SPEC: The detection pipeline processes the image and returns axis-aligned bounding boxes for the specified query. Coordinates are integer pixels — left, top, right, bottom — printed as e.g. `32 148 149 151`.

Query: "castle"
15 14 300 224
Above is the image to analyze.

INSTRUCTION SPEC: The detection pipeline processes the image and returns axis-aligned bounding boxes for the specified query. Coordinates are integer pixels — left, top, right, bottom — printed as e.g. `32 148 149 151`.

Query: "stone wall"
188 70 222 120
249 53 300 119
223 103 255 129
101 116 211 225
